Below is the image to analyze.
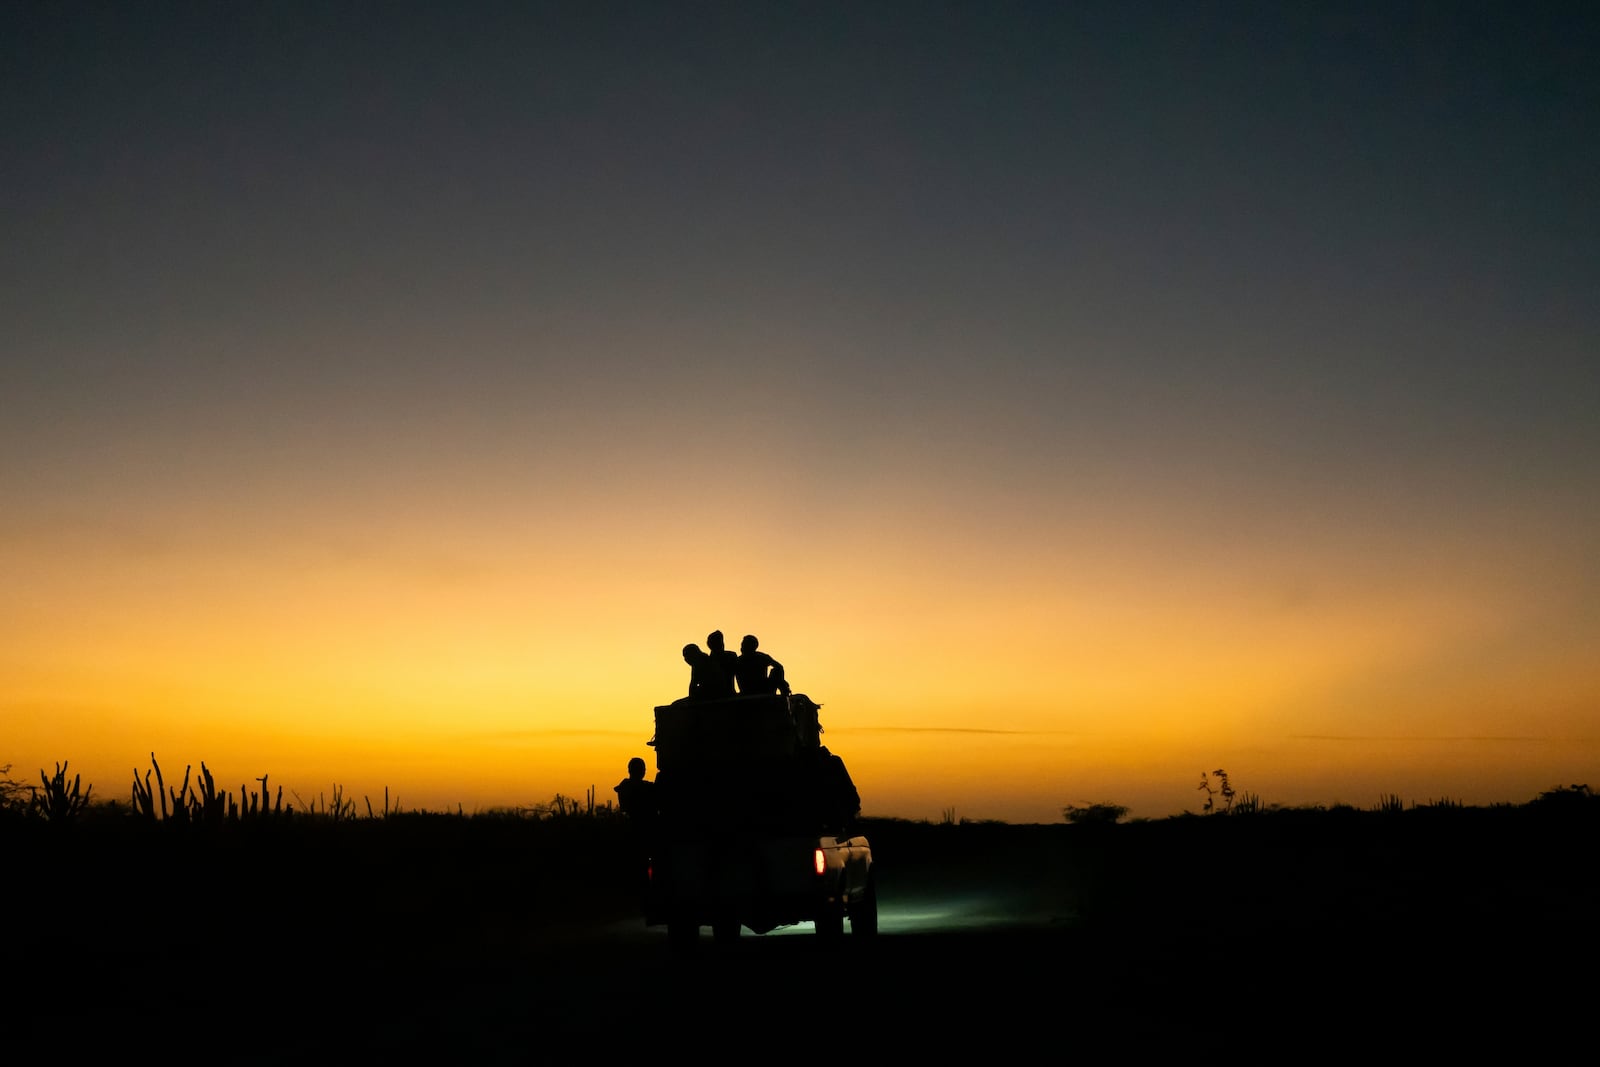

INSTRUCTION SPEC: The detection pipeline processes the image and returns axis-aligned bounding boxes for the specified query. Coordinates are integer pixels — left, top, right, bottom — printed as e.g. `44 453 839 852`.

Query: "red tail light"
813 848 826 875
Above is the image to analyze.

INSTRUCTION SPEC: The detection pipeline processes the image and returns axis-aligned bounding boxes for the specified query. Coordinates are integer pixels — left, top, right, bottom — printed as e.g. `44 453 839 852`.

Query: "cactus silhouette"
32 761 92 822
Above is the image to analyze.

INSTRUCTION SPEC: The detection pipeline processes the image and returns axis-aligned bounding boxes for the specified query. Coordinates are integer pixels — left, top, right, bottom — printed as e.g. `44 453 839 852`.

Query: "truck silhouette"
642 692 876 950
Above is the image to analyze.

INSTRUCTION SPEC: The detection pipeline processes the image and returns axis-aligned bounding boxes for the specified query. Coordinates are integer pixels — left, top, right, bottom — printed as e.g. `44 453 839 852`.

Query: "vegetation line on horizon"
6 758 1594 829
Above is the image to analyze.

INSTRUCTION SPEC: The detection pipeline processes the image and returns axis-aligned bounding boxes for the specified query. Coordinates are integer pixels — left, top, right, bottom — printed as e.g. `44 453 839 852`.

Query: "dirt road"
14 812 1594 1059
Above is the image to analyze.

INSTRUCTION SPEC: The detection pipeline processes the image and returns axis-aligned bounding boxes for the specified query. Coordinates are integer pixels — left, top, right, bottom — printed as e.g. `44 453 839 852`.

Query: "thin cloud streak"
475 729 643 741
1291 735 1586 744
846 726 1066 736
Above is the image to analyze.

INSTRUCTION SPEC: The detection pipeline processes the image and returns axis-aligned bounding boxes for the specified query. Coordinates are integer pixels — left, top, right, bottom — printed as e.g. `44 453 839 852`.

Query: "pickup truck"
642 693 876 950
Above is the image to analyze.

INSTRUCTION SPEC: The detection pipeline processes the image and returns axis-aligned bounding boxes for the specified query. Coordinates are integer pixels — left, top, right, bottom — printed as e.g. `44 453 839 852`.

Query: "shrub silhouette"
1529 783 1596 813
0 763 29 816
1063 802 1129 825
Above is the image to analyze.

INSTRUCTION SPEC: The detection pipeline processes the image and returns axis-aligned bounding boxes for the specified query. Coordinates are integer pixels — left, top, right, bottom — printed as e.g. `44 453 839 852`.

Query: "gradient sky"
5 2 1597 822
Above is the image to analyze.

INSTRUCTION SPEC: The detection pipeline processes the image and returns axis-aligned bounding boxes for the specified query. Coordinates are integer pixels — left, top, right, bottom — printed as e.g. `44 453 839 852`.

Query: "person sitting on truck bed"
828 748 862 831
735 634 791 696
679 643 729 701
808 744 862 834
704 630 738 698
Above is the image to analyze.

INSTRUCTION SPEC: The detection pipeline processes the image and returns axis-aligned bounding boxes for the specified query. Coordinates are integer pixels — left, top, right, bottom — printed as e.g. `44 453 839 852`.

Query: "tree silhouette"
1197 769 1236 815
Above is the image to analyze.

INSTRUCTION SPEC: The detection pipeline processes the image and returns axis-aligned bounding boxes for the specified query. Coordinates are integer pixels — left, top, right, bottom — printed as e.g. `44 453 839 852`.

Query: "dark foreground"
14 806 1597 1059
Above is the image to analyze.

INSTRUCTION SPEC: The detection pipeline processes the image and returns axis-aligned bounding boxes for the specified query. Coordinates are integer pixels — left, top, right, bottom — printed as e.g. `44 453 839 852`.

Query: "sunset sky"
5 2 1597 823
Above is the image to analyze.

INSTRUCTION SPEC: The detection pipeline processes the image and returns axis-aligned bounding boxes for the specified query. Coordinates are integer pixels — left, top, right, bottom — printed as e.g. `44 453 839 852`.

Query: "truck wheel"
815 907 844 940
668 920 699 956
712 919 741 945
850 878 879 938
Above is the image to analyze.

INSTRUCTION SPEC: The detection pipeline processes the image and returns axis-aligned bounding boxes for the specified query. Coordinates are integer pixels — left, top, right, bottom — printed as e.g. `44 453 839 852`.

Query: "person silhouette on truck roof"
735 634 790 696
705 630 738 698
681 643 728 701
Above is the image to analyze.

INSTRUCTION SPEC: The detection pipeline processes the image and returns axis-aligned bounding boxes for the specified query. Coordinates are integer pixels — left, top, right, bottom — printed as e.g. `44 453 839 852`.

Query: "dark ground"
12 806 1597 1060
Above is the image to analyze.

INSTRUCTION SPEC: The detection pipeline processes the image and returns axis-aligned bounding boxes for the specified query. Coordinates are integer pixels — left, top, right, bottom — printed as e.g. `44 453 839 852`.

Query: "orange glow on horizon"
6 394 1598 823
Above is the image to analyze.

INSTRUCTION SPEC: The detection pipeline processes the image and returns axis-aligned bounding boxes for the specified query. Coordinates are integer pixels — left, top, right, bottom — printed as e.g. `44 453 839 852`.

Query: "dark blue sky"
7 3 1597 450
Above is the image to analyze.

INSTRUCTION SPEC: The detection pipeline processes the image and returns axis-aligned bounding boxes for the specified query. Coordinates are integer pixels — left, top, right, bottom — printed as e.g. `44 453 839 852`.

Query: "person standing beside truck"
615 756 659 907
615 757 658 822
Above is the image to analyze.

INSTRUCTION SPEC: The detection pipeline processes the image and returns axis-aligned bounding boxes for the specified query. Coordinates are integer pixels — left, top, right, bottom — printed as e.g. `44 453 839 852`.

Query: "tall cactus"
193 762 226 825
153 753 169 820
132 766 158 821
32 761 92 822
167 763 193 825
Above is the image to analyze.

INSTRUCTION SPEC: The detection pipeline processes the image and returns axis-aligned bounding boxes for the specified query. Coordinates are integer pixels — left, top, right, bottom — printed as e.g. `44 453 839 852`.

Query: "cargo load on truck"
651 693 860 834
